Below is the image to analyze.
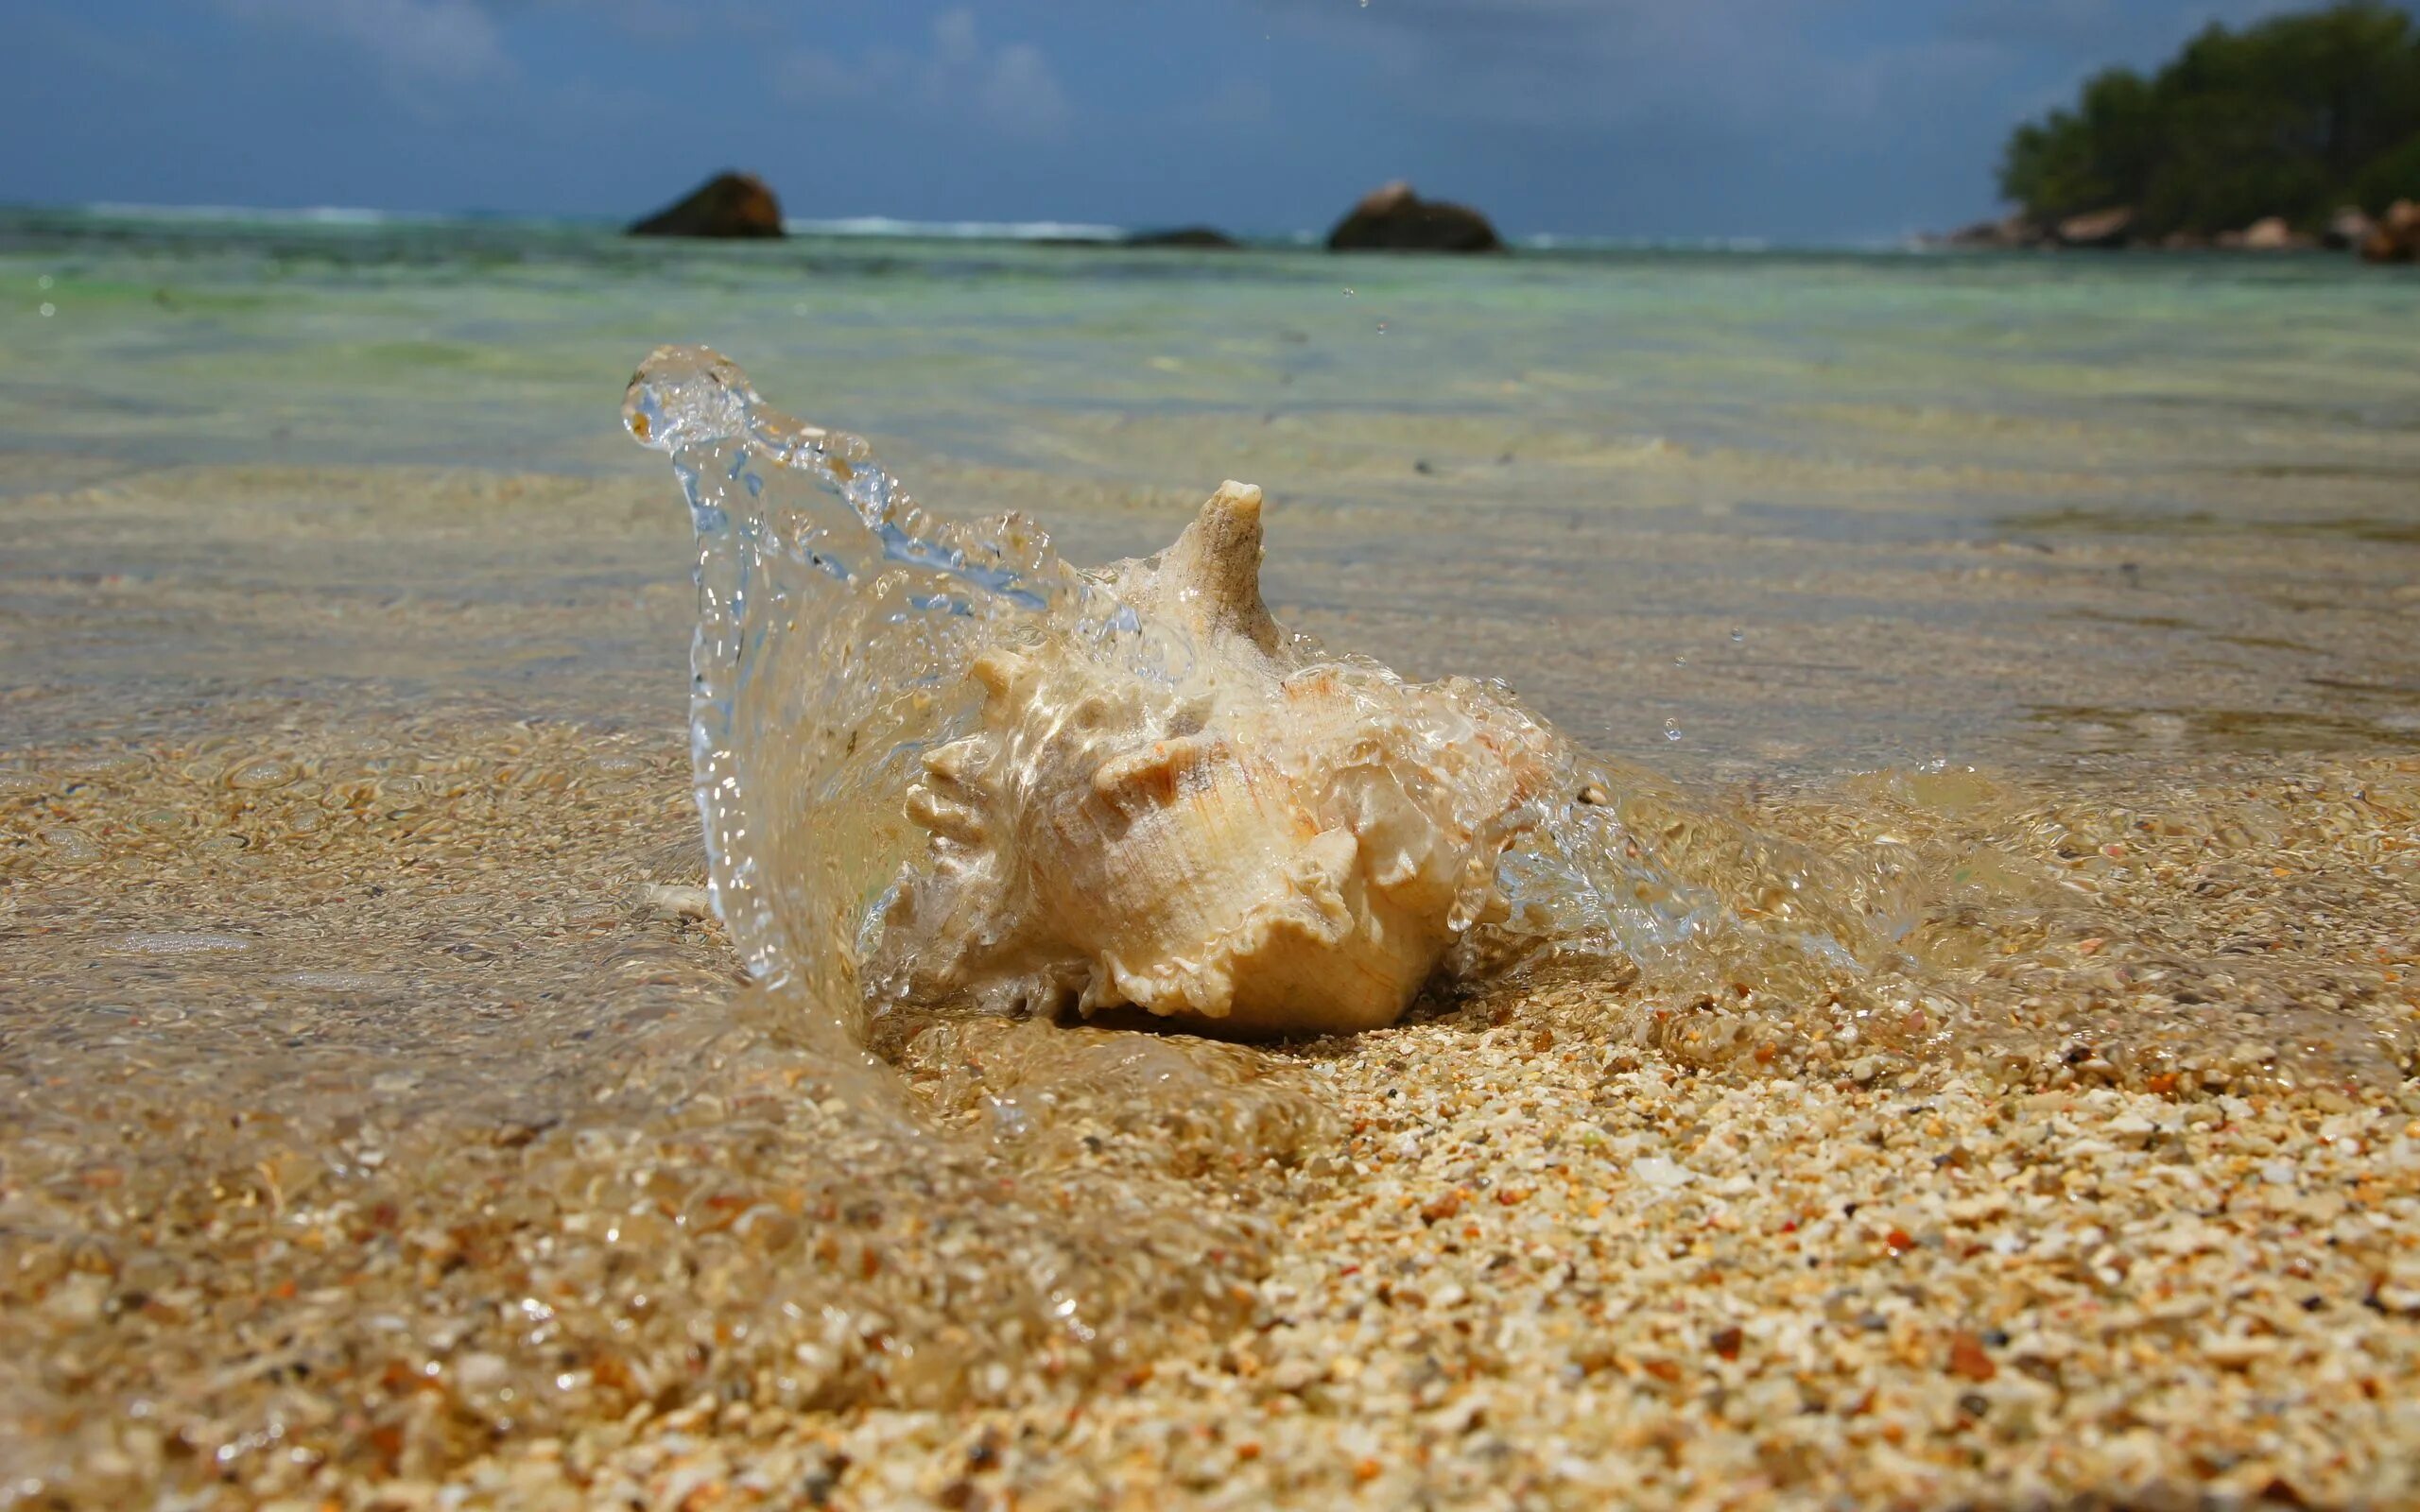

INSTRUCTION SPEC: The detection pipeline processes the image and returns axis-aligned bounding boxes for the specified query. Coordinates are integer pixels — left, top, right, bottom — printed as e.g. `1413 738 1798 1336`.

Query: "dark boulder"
1940 214 2046 249
1326 182 1504 253
2360 199 2419 264
2323 205 2377 251
629 173 785 239
1126 226 1241 249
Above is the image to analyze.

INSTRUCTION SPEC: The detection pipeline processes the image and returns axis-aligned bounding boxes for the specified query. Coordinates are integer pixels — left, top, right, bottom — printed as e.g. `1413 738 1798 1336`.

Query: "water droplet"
37 274 54 290
1663 720 1683 742
1729 627 1745 643
1342 287 1355 298
119 931 254 955
1673 655 1686 667
38 302 55 318
42 827 100 861
223 757 297 791
1376 321 1388 334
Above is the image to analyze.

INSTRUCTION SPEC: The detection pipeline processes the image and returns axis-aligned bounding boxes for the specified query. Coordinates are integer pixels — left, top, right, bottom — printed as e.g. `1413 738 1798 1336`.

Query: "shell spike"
1160 481 1280 653
970 648 1032 701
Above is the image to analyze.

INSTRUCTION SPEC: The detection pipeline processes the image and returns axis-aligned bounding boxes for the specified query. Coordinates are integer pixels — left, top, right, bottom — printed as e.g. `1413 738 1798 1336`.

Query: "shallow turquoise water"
7 205 2415 480
4 205 2417 772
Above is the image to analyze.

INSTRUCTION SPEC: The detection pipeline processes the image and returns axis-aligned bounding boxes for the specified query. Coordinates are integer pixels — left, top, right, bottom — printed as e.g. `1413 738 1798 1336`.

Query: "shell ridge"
867 479 1561 1037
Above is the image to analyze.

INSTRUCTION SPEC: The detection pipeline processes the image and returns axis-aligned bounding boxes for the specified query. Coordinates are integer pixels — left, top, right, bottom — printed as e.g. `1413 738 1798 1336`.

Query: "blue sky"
0 0 2373 242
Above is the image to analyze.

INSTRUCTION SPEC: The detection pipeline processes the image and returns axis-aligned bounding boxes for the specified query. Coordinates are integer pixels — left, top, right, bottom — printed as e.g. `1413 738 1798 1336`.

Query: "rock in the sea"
629 172 785 239
2324 205 2377 251
1327 181 1505 254
1941 214 2045 249
2219 215 2308 250
2360 199 2420 264
2055 206 2135 249
868 481 1556 1037
1126 226 1241 249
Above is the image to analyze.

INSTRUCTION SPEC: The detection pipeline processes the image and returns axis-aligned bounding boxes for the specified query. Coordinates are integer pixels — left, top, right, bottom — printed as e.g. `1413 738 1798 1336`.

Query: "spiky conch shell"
866 482 1557 1037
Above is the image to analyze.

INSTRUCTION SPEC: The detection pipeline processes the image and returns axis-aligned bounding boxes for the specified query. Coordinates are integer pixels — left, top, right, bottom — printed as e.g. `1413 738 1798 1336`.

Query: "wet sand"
4 449 2416 1508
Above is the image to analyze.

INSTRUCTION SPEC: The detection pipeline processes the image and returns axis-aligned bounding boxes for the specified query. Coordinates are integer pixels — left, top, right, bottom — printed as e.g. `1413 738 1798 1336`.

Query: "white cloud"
775 8 1070 140
221 0 514 86
975 40 1071 137
933 6 981 69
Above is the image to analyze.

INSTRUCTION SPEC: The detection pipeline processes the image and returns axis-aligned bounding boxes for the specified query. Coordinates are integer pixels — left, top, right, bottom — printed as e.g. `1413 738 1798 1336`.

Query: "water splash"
623 343 2411 1112
621 344 1916 1041
626 346 1099 1046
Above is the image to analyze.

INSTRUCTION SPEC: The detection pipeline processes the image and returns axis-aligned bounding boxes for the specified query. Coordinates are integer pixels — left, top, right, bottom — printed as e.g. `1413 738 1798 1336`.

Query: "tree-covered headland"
1994 2 2420 250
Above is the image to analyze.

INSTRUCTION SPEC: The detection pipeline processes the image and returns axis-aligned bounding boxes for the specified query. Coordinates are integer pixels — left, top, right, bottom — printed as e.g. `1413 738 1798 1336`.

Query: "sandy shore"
4 462 2416 1510
414 753 2420 1512
10 717 2413 1508
453 1055 2420 1512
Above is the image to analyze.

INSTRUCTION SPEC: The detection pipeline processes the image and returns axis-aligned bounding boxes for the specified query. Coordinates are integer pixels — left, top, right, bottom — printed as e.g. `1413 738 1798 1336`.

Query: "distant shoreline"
6 200 2402 261
1922 201 2417 266
0 200 1806 256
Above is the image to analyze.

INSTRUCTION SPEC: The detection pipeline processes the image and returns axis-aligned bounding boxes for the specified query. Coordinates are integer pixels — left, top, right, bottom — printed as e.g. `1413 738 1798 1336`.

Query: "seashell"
867 480 1557 1037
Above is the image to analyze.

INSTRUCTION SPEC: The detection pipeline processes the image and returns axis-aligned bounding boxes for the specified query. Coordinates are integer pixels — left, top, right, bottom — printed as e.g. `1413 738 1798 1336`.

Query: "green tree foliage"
1999 3 2420 236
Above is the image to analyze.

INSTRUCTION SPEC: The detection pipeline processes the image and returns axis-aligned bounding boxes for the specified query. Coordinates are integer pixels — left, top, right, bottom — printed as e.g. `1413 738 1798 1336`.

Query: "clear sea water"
7 204 2416 769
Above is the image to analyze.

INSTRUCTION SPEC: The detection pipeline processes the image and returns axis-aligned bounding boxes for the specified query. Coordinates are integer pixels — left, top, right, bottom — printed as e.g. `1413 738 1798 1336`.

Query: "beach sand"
485 1016 2420 1511
5 455 2416 1509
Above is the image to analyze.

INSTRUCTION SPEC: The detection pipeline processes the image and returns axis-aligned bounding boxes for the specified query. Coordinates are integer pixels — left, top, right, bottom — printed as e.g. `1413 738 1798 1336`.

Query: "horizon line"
8 198 1958 255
